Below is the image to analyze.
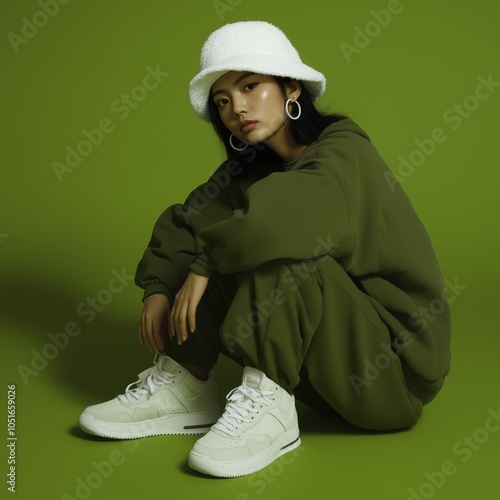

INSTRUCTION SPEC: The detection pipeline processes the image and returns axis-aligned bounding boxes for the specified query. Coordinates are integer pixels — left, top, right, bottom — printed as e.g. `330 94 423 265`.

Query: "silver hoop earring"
229 134 248 151
285 99 301 120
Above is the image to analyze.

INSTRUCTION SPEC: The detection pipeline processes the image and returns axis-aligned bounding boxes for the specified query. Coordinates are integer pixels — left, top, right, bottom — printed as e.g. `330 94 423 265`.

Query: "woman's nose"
232 94 248 116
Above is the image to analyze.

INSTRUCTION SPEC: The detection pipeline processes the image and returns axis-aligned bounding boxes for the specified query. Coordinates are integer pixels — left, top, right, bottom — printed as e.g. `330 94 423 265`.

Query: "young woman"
79 21 451 478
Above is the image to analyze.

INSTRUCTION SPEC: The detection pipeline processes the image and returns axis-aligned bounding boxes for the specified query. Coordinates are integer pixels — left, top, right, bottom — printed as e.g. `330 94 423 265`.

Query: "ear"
287 79 302 101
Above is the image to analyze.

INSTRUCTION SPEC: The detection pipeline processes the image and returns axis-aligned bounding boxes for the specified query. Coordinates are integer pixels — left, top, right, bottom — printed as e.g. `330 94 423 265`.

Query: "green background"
1 0 499 498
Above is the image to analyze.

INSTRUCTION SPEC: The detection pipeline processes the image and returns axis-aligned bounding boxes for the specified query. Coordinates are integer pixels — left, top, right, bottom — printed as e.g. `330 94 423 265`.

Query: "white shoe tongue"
158 355 180 374
242 367 269 390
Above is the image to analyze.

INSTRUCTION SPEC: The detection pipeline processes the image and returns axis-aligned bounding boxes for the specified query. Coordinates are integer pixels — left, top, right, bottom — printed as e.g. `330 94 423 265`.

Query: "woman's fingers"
168 273 209 345
173 297 189 345
139 295 170 352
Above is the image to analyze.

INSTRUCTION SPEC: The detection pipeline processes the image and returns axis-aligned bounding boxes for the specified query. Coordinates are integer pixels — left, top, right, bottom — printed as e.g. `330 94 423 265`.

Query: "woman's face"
211 71 299 147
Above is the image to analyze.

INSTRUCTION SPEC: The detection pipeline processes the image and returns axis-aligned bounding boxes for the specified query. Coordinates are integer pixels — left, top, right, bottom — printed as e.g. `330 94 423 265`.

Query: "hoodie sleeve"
134 162 237 301
192 153 356 275
134 204 196 303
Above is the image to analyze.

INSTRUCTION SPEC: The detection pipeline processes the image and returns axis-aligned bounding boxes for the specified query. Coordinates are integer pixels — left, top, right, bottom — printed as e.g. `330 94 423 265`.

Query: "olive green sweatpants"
165 256 426 431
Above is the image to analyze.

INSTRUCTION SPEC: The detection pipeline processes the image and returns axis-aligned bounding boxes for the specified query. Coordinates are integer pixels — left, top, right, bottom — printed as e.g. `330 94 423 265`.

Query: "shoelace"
118 356 175 404
213 385 274 436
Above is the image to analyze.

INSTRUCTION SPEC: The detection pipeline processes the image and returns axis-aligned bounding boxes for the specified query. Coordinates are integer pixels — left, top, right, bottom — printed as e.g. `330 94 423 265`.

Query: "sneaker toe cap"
192 431 272 460
80 398 136 423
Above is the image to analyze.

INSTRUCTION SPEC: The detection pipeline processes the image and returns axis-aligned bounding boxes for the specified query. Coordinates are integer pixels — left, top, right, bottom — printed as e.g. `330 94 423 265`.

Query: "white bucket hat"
188 21 327 122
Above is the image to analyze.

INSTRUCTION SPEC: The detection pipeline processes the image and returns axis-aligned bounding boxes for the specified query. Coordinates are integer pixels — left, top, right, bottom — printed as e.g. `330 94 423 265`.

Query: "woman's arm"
191 159 355 276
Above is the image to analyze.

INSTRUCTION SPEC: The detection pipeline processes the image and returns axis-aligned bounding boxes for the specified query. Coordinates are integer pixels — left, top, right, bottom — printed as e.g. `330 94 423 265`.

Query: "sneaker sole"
187 425 301 477
78 405 221 439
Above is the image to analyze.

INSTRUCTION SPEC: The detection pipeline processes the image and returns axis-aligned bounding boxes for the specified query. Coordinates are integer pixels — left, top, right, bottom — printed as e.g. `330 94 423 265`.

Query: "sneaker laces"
213 385 274 436
118 354 175 404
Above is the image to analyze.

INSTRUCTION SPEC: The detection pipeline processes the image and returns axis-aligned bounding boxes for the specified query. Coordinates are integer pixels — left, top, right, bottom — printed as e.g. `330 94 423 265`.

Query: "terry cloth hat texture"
188 21 327 121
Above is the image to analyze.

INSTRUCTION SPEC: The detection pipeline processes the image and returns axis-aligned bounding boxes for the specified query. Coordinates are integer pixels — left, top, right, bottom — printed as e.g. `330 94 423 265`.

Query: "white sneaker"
188 367 301 477
78 355 221 439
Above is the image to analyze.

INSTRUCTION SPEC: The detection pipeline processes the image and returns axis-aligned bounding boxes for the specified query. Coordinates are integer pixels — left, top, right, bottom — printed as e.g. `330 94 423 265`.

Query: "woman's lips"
240 121 257 133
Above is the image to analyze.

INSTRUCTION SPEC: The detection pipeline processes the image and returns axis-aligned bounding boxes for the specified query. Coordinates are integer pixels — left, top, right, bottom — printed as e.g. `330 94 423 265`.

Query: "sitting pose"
79 21 451 478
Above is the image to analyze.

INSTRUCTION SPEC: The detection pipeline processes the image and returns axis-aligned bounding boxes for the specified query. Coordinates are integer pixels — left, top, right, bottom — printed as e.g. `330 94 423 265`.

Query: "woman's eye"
244 83 257 91
217 98 229 107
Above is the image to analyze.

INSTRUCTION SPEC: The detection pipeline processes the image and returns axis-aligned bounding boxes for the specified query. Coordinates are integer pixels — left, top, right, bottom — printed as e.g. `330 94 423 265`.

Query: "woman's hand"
169 272 209 345
139 294 171 352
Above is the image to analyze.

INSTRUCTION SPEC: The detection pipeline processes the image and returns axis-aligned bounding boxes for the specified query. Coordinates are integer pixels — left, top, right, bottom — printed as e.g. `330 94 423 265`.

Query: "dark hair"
207 76 350 165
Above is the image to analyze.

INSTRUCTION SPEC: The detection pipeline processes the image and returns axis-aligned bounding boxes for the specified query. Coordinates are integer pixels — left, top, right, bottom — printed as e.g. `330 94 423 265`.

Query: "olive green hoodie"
135 118 451 394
